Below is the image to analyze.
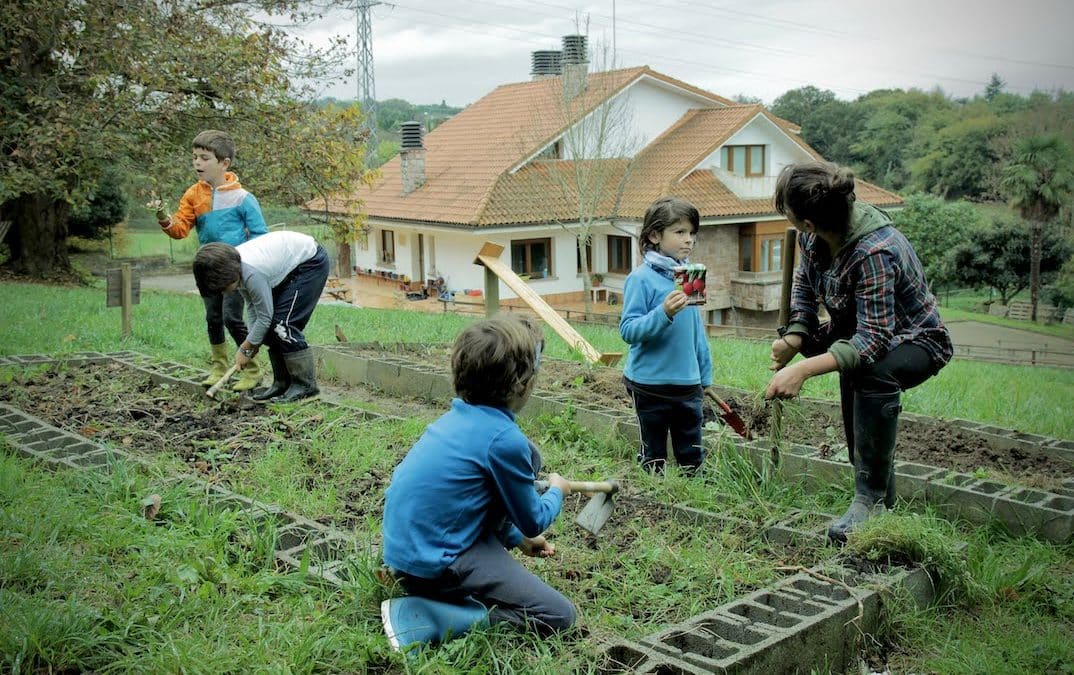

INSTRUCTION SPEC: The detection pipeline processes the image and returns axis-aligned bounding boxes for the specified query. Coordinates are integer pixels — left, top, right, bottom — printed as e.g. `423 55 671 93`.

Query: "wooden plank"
473 242 621 366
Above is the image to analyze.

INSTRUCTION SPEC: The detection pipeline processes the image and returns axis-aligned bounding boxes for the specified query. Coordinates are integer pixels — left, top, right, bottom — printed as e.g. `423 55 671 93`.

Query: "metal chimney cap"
561 34 588 64
400 120 424 149
531 50 562 76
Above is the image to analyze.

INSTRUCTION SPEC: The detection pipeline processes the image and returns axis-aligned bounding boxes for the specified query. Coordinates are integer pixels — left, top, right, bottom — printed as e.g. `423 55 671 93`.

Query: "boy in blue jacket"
619 196 713 474
155 130 268 392
380 314 576 653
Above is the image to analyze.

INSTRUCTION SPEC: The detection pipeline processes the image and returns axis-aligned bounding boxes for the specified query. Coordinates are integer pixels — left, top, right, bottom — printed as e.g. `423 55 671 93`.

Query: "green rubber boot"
201 343 230 387
232 357 263 392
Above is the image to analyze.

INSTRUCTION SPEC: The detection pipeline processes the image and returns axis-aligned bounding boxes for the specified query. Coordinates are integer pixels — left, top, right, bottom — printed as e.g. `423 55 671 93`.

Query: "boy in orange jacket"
154 130 268 391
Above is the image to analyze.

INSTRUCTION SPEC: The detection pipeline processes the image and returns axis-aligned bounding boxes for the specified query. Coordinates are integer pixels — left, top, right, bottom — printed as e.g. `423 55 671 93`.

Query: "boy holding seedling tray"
619 197 713 475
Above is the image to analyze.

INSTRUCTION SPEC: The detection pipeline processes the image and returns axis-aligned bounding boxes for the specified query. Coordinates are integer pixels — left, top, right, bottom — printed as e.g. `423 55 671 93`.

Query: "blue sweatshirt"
382 399 564 579
619 259 712 387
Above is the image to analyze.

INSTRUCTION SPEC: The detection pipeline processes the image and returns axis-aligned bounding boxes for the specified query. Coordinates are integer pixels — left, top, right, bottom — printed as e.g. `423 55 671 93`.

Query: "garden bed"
321 343 1074 489
0 356 848 645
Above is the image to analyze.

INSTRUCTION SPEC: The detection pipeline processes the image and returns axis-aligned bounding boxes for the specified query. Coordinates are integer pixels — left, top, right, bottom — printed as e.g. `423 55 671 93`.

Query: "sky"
285 0 1074 107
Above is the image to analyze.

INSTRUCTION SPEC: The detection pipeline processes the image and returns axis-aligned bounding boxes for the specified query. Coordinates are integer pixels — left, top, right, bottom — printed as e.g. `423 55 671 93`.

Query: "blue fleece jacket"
619 257 712 387
381 399 564 579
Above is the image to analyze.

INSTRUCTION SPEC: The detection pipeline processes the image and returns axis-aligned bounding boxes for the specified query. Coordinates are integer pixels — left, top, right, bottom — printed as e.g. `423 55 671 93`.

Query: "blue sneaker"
381 596 489 652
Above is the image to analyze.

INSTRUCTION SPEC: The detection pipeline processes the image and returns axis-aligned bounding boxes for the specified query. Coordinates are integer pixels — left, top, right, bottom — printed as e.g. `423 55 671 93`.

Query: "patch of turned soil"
338 345 1072 488
0 362 398 530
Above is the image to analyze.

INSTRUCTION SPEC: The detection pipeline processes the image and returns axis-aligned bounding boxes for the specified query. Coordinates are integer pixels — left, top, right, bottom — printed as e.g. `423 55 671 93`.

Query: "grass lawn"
1 278 1073 673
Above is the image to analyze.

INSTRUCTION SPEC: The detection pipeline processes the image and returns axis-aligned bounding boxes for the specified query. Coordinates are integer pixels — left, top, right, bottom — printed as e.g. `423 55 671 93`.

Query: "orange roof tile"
307 67 900 227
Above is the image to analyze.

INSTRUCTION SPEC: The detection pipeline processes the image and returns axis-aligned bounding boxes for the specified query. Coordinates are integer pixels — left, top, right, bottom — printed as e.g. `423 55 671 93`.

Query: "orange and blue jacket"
160 172 268 246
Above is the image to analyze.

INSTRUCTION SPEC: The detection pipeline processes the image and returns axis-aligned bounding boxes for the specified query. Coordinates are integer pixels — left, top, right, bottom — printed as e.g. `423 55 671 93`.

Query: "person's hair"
192 129 236 164
773 161 856 234
192 242 242 297
452 314 544 407
639 197 700 252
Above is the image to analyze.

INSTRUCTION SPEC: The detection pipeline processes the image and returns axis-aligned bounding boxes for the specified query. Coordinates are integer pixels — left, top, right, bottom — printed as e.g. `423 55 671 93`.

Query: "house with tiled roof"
307 37 901 328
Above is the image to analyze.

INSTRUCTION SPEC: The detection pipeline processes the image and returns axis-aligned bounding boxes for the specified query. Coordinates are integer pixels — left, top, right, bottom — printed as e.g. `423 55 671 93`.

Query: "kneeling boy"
380 314 576 653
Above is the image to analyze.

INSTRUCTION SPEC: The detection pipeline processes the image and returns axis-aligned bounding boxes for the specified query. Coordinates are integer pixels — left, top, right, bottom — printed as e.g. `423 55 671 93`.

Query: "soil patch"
337 344 1073 488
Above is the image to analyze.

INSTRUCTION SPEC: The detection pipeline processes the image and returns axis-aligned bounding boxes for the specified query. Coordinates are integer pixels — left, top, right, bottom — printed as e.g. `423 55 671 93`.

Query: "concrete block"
1046 439 1074 464
644 610 771 669
598 639 709 675
764 509 835 546
893 461 945 500
275 522 328 552
926 474 1010 524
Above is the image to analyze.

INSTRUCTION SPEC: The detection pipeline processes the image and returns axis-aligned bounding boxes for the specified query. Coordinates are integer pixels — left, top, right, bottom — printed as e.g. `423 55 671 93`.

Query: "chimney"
561 34 588 100
399 120 425 195
531 50 562 80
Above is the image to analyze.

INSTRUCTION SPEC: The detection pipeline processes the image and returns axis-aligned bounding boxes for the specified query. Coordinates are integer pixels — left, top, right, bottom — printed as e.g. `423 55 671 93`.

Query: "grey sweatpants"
396 529 576 634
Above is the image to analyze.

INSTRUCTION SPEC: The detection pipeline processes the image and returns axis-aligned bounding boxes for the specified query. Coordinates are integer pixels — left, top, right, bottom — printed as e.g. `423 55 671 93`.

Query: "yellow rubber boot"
201 343 230 386
232 357 263 392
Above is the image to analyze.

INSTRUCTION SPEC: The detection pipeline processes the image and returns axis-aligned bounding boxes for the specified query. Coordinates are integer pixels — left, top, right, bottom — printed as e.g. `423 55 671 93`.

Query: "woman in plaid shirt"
764 161 952 543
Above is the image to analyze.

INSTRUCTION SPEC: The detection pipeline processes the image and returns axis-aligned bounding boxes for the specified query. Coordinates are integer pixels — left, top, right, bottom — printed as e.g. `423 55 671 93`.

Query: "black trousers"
628 386 704 469
838 342 938 462
203 289 247 346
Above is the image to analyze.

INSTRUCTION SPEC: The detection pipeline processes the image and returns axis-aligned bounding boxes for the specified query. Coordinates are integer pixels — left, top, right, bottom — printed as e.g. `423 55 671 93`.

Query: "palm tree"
1000 134 1074 322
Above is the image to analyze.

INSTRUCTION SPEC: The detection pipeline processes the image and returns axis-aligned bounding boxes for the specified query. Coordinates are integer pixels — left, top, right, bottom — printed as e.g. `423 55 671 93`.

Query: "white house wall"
566 77 724 160
698 114 812 175
356 223 638 301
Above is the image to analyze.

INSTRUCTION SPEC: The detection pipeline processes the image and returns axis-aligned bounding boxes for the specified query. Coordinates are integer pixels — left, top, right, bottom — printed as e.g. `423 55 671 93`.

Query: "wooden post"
473 242 621 365
120 263 132 339
483 265 500 316
107 264 140 338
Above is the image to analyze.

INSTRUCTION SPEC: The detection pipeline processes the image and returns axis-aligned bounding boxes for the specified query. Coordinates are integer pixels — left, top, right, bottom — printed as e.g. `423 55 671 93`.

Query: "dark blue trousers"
628 387 705 471
264 246 330 354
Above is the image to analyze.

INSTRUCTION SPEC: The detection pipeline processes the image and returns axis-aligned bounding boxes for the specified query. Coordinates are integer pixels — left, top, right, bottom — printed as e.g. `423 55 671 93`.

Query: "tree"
984 73 1005 102
890 194 985 290
999 134 1074 320
67 170 129 241
908 105 1007 199
524 37 638 314
770 86 838 126
1 0 372 279
949 215 1072 306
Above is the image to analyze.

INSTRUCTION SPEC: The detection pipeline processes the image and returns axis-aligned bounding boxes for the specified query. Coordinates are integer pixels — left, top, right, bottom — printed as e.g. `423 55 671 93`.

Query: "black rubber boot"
828 391 900 544
252 348 289 401
275 348 320 403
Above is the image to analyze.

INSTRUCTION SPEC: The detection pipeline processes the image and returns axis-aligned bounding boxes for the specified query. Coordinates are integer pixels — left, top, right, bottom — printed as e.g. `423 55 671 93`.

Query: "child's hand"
519 535 556 558
145 197 168 222
662 289 689 318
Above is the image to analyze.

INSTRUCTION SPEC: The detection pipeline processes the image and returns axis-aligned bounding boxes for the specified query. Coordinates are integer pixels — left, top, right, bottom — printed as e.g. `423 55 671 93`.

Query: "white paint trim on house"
687 112 814 183
510 72 731 174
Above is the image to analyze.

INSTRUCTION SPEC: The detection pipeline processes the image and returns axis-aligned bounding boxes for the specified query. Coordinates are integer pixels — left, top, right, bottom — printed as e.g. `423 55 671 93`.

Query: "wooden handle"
206 364 240 398
704 388 732 414
778 228 798 328
535 480 618 494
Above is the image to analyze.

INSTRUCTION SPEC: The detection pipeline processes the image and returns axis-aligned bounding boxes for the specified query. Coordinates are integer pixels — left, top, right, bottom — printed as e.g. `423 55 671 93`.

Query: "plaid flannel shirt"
786 204 953 372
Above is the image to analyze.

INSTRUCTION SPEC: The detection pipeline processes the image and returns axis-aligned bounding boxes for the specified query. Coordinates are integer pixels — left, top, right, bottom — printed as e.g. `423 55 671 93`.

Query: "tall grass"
4 223 1073 674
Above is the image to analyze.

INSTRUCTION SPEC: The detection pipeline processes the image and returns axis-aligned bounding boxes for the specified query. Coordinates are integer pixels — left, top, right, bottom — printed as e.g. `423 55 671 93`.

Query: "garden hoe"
536 479 619 535
206 364 239 399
